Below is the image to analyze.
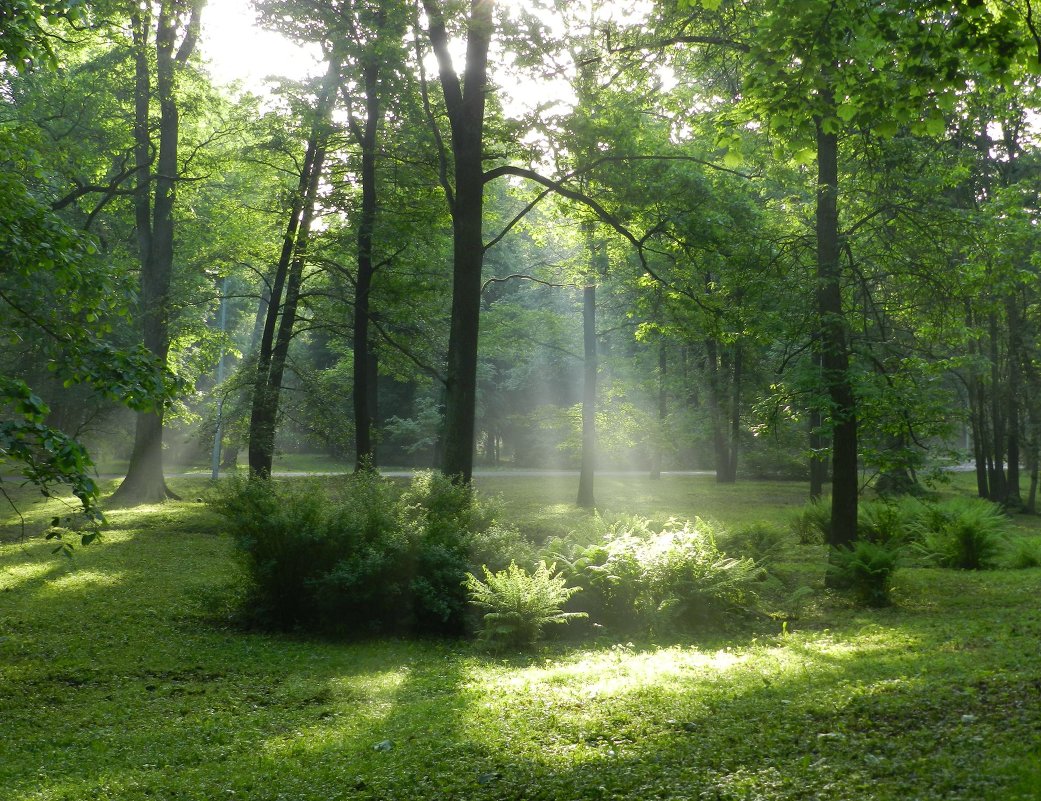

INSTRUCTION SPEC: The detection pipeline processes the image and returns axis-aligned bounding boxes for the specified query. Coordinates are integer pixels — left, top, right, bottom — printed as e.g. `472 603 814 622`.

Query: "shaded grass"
0 474 1039 800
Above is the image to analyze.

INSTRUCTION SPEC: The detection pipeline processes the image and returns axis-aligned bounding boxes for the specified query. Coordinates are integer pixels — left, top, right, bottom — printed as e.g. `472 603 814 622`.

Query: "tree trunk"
111 3 201 506
726 342 742 482
425 0 494 483
352 56 382 471
247 57 339 476
987 311 1008 501
651 340 666 481
1005 295 1023 506
577 280 597 508
815 112 858 553
705 338 732 483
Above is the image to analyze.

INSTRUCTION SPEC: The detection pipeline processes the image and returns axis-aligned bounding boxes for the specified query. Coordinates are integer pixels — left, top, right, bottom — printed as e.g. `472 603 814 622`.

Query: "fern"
466 561 585 649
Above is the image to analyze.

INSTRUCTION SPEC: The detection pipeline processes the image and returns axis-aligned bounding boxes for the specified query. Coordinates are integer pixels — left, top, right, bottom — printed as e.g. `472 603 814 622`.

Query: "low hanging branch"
481 273 577 293
482 164 715 312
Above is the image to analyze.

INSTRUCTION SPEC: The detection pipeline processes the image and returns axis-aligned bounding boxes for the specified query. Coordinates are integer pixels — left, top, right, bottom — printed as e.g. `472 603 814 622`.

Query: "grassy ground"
1 474 1040 800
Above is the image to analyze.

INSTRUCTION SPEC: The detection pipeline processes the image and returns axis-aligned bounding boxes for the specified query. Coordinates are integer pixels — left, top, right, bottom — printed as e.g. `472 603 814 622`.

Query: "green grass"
1 475 1040 800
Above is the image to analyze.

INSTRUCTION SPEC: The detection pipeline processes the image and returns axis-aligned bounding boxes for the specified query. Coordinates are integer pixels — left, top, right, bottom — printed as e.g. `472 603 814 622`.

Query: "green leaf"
793 147 816 165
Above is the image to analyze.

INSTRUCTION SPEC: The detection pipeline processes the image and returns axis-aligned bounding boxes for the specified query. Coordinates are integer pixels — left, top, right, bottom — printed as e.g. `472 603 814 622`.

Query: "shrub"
858 498 922 546
914 497 1008 570
466 561 585 649
829 539 901 607
210 476 348 628
1004 537 1041 569
211 471 518 635
644 521 759 630
722 521 788 562
789 501 830 545
558 515 759 633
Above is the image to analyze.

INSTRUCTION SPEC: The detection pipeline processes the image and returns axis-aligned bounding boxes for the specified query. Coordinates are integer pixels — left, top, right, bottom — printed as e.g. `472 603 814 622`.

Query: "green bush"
645 521 759 630
829 539 901 607
858 498 922 546
914 497 1008 570
466 561 585 648
789 501 830 545
556 515 758 633
212 471 515 635
722 521 788 562
1003 537 1041 569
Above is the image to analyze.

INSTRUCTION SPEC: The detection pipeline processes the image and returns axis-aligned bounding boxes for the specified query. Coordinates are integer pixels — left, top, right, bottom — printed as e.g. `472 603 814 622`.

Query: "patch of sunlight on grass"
487 646 747 701
0 559 54 591
42 569 125 594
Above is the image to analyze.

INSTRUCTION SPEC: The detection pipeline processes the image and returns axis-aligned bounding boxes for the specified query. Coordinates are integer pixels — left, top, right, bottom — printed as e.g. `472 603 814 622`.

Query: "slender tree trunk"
726 342 742 482
705 338 731 483
248 57 340 476
651 340 666 480
352 57 382 471
815 112 858 553
1005 296 1023 506
577 280 597 508
987 312 1008 501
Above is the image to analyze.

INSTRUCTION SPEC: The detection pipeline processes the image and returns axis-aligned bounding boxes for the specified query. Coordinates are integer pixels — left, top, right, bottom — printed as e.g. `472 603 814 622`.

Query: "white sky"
200 0 321 91
199 0 655 110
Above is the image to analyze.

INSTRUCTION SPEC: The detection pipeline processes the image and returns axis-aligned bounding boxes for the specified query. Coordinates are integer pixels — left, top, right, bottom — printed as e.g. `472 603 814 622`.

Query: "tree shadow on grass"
2 527 1040 801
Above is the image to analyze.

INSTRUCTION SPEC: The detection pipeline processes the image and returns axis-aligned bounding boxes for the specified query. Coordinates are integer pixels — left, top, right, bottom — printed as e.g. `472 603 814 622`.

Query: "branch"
483 165 712 310
483 188 552 252
481 273 576 293
412 18 454 210
175 0 204 64
608 34 750 56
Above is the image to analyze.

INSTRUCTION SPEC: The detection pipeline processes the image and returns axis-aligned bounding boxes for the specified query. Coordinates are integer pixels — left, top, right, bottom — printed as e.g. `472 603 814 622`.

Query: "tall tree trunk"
651 340 666 481
705 338 731 483
1005 295 1023 506
248 57 339 476
424 0 494 483
111 2 201 506
815 111 858 553
577 280 597 508
987 311 1007 501
726 342 742 482
351 55 383 470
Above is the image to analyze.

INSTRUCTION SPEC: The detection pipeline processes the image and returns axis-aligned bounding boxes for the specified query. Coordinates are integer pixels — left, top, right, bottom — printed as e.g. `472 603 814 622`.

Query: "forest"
2 1 1041 800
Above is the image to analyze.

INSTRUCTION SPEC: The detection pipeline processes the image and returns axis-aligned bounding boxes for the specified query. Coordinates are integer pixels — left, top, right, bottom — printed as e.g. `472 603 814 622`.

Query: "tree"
110 0 204 505
420 0 495 482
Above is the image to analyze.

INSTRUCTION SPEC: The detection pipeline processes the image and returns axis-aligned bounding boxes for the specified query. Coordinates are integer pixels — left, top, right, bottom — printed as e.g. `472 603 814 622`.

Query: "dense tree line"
3 0 1041 552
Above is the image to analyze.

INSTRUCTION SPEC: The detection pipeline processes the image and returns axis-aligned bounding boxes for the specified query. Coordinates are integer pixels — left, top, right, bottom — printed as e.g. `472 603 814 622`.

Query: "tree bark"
351 56 382 471
248 56 340 476
577 280 597 508
815 113 858 552
425 0 494 483
651 340 666 481
111 2 201 506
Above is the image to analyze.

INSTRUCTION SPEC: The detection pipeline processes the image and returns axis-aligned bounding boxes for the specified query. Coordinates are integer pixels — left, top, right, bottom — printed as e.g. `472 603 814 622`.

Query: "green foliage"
914 497 1009 570
555 514 759 633
829 539 902 607
722 521 788 562
466 561 585 649
789 501 830 545
1003 537 1041 570
857 498 922 546
4 475 1041 800
211 471 513 635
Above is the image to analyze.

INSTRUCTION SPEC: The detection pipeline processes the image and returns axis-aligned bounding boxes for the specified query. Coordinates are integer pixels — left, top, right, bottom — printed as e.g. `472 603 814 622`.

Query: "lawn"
1 474 1039 800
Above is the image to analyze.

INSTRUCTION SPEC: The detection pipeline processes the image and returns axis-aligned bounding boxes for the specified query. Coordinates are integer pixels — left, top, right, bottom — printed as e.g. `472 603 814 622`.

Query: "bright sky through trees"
198 0 658 116
200 0 321 90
